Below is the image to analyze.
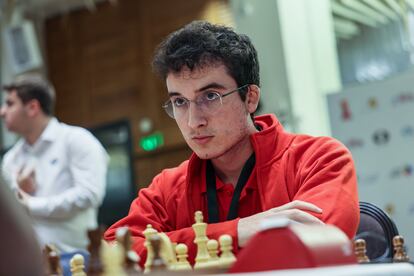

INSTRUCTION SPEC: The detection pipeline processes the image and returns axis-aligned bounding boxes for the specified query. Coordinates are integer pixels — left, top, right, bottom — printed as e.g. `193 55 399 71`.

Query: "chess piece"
217 234 236 269
150 235 167 272
207 239 219 260
143 224 158 273
354 239 369 263
102 242 127 276
43 244 54 274
192 211 211 269
174 243 192 271
116 227 141 274
87 228 104 275
47 250 63 276
70 254 86 276
158 232 178 267
44 245 62 276
393 235 410 262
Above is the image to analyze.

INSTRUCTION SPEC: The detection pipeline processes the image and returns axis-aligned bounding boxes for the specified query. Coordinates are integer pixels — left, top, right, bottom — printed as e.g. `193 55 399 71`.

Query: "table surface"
215 263 414 276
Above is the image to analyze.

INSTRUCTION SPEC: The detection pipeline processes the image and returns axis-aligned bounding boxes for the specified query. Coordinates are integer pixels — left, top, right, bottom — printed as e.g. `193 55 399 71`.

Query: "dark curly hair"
152 21 260 103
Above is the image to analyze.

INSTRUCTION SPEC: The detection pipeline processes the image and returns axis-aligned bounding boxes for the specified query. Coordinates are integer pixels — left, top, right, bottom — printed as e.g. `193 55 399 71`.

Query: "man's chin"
196 154 211 160
193 149 224 160
189 142 226 160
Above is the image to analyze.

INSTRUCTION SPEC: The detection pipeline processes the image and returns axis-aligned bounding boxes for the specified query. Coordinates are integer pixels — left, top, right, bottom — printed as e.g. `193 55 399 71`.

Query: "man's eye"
173 98 187 107
204 92 220 101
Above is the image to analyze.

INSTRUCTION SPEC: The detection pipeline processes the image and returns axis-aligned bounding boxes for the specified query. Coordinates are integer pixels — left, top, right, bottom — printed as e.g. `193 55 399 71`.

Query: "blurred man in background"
1 73 108 253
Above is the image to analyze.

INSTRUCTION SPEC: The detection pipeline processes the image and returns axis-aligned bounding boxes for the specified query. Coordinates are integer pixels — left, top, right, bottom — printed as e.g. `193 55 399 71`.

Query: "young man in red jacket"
105 21 359 265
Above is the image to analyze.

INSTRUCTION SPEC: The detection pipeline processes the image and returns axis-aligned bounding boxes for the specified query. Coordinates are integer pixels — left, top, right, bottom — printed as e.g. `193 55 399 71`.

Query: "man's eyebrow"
167 92 181 97
167 82 226 97
197 82 226 92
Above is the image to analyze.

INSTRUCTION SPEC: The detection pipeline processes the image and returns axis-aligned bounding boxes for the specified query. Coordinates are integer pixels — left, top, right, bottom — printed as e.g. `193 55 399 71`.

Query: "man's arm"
237 137 359 247
237 200 323 247
104 172 240 266
2 151 17 190
107 196 321 264
25 130 108 219
288 137 360 237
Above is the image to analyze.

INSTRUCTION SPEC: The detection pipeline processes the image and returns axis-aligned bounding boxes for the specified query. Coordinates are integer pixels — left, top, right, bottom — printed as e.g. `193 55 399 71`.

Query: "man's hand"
17 169 36 195
15 189 31 214
237 200 324 247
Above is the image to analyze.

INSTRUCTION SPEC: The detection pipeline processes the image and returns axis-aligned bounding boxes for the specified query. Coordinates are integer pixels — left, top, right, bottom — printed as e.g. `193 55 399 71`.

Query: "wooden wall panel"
45 0 213 188
135 146 193 190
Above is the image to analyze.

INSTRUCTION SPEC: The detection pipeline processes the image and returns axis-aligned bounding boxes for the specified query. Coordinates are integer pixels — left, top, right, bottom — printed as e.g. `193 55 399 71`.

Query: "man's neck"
24 117 51 145
211 130 256 186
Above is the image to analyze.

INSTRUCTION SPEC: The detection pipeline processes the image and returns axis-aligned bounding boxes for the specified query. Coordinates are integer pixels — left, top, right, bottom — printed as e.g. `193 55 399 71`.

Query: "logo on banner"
368 97 378 110
372 129 390 145
345 138 364 149
390 164 413 179
340 99 351 121
401 125 414 137
392 92 414 106
409 204 414 216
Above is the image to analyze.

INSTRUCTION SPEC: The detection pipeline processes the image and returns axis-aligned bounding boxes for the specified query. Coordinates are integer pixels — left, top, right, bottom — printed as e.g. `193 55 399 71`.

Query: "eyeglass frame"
162 84 250 119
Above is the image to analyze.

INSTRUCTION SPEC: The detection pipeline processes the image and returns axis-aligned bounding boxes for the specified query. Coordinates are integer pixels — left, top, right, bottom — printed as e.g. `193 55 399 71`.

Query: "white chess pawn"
218 234 236 269
207 239 219 260
174 243 192 271
70 254 86 276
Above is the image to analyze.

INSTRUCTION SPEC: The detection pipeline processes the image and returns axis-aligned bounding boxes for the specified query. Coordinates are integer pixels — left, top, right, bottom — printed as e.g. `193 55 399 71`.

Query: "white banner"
327 68 414 254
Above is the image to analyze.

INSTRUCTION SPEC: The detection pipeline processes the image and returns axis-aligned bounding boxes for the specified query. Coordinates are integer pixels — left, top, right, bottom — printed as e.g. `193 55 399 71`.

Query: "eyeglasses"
162 84 250 119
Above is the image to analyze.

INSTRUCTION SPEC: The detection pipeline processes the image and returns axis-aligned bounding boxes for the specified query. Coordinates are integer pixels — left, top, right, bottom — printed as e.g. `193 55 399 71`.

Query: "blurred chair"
356 201 399 262
0 177 44 276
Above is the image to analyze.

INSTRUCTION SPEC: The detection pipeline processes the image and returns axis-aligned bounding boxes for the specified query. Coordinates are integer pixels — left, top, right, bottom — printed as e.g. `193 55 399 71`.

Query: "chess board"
43 211 413 275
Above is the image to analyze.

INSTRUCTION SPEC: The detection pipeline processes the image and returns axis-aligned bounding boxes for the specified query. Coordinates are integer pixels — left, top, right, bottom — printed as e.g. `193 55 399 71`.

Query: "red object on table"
229 220 357 273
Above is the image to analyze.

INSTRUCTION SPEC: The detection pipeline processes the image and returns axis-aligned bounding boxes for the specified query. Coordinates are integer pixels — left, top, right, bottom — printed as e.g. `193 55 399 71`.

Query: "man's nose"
187 102 207 129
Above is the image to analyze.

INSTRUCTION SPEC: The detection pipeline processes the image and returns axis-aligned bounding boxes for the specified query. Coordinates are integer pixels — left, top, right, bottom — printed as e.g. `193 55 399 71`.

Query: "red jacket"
104 114 359 265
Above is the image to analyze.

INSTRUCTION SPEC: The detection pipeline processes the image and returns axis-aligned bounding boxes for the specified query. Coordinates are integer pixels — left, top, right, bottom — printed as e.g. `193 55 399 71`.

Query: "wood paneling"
45 0 210 188
135 145 193 190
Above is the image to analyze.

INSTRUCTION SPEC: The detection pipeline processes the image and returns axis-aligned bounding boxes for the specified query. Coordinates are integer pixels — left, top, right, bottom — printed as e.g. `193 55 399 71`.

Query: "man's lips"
192 135 213 144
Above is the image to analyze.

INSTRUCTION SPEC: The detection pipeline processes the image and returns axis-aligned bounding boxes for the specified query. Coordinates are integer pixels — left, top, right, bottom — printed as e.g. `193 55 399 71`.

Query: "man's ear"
245 85 260 114
25 100 42 117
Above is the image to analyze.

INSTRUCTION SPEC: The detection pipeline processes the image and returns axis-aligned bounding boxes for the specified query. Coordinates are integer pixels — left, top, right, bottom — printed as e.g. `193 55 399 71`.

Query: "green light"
140 132 164 151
